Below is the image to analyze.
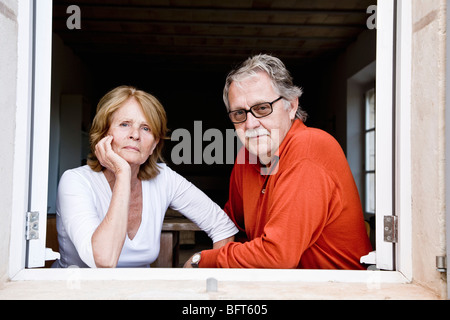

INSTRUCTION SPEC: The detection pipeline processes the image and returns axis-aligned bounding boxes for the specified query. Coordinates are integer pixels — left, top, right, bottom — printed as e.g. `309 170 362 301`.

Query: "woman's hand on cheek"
95 135 131 176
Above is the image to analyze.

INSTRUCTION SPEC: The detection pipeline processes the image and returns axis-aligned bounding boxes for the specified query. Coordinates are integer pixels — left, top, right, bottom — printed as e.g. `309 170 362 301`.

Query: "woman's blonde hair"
87 85 168 180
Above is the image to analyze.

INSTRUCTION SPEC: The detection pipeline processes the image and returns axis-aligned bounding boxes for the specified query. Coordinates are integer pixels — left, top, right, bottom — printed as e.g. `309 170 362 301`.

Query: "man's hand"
182 236 234 268
183 255 194 268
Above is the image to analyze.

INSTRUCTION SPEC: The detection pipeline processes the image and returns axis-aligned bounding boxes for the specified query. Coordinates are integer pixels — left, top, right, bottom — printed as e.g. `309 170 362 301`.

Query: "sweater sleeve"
200 159 341 268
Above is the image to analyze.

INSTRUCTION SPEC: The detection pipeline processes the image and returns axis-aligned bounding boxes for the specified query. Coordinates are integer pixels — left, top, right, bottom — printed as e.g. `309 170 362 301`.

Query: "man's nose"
245 112 260 129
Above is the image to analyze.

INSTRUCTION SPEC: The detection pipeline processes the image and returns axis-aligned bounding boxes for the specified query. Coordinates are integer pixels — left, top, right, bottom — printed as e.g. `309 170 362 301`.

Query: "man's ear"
288 97 299 121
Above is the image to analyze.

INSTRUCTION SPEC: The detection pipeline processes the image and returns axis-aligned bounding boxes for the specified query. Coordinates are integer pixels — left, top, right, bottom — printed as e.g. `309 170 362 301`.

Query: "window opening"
13 0 406 278
365 88 376 215
364 87 376 247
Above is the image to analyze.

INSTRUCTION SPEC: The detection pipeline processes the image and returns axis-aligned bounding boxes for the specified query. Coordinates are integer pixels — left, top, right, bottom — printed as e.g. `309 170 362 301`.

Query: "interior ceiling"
53 0 374 68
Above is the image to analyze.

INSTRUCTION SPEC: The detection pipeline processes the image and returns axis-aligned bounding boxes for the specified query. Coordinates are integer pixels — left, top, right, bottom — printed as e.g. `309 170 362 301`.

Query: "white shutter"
25 0 54 268
373 0 396 270
360 0 397 270
375 0 396 270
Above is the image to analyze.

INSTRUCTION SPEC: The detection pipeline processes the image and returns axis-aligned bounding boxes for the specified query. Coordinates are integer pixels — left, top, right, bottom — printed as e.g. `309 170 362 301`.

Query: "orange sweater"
200 120 372 269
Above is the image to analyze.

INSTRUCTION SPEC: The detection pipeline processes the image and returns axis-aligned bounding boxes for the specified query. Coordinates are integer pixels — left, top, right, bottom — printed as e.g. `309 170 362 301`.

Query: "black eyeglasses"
228 97 284 124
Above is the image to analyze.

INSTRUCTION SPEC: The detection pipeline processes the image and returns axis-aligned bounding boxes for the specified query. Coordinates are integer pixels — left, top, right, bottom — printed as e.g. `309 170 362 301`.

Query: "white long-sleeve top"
54 163 238 268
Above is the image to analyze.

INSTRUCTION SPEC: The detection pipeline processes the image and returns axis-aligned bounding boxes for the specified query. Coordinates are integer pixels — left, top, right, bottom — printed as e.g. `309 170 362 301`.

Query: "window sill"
2 268 439 300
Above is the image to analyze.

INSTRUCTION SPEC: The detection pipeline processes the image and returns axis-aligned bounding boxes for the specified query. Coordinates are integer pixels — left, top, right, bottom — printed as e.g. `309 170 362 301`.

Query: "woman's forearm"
212 235 234 249
91 171 131 268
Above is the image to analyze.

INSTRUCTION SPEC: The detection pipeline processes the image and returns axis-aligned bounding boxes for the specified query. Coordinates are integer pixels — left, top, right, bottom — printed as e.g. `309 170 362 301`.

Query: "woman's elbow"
93 256 118 268
91 236 122 268
92 249 119 268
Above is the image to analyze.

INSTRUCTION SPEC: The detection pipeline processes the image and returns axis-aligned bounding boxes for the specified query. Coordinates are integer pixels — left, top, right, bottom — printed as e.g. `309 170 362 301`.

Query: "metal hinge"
436 256 447 273
384 216 398 243
26 211 39 240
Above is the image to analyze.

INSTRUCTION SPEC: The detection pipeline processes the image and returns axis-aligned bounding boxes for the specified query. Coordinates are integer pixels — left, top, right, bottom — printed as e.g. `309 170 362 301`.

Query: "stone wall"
0 0 18 285
411 0 448 297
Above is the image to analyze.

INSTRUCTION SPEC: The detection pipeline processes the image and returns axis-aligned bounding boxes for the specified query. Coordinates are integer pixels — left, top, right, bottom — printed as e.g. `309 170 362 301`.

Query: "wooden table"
152 215 201 268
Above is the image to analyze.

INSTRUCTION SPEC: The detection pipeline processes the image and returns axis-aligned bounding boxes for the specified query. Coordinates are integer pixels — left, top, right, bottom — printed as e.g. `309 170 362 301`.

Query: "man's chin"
247 148 272 165
258 150 275 164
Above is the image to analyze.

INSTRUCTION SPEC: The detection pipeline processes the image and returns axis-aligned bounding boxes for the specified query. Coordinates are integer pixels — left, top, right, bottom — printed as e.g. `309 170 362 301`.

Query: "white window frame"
361 0 412 277
9 0 413 284
9 0 53 277
394 0 413 280
26 0 53 268
372 0 396 270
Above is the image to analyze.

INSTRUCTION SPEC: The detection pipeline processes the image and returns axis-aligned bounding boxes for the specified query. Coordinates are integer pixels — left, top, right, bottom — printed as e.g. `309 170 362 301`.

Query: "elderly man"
186 54 372 269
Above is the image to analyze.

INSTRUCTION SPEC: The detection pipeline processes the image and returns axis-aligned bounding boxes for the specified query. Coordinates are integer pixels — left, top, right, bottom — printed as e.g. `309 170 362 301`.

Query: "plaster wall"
411 0 448 297
0 0 18 285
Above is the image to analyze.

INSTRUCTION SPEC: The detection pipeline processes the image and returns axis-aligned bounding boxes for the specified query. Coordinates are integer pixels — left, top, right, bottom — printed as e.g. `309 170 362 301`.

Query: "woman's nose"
129 126 140 140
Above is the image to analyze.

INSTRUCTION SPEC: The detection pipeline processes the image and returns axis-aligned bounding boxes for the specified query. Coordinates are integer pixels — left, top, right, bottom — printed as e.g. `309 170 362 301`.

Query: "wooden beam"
56 31 354 48
68 42 341 59
53 20 364 37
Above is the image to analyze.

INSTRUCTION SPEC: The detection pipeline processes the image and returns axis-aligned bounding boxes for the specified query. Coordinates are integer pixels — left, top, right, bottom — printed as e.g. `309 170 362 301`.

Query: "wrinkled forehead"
230 70 278 95
228 74 280 111
229 71 277 96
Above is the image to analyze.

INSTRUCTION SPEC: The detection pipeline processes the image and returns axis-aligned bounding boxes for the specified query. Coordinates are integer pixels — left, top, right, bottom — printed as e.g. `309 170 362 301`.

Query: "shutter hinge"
384 216 398 243
26 211 39 240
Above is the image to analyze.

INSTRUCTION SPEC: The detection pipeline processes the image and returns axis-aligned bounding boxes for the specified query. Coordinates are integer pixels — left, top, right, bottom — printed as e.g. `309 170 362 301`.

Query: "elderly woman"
54 85 238 268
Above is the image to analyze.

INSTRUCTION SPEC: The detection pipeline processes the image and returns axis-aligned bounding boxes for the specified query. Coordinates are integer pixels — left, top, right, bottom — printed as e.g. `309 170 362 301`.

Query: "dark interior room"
47 0 377 266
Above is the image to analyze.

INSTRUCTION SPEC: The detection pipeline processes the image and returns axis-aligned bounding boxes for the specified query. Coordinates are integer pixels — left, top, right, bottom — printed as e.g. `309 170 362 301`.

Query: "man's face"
228 72 298 164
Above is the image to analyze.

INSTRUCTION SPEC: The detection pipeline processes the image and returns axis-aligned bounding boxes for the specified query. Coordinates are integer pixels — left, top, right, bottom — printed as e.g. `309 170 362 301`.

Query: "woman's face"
107 97 159 167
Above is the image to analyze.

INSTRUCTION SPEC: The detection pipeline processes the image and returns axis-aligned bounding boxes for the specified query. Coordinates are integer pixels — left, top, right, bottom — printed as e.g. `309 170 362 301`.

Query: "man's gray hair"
223 54 308 122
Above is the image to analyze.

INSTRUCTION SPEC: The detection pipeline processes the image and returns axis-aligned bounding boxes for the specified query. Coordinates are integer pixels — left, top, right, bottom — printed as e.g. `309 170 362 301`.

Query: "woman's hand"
92 135 132 268
95 135 130 176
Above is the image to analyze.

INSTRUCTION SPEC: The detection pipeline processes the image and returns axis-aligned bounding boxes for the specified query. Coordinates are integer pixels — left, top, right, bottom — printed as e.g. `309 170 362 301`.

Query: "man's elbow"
266 251 299 269
273 259 299 269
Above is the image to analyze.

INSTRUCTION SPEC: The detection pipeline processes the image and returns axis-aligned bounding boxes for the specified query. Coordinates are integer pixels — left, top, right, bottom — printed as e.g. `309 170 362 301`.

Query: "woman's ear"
150 138 160 154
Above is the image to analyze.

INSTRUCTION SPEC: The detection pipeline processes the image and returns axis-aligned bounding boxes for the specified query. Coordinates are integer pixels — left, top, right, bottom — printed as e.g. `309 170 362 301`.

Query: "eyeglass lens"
229 103 272 123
